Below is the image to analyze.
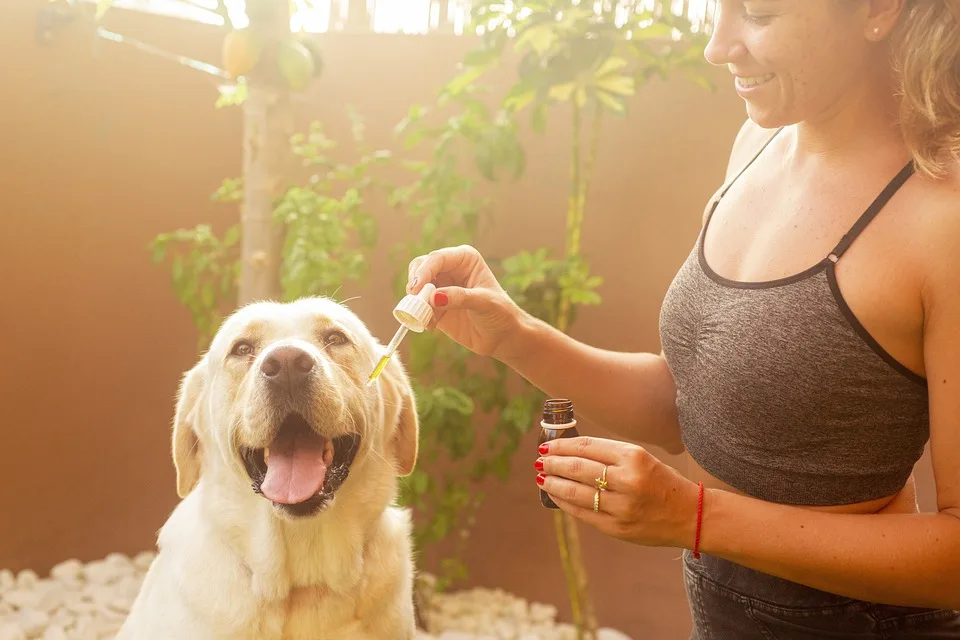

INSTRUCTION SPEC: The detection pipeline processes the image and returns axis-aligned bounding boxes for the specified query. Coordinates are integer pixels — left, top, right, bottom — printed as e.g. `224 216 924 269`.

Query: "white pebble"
41 626 67 640
0 621 26 640
49 560 83 584
14 572 37 590
0 571 14 592
16 609 48 637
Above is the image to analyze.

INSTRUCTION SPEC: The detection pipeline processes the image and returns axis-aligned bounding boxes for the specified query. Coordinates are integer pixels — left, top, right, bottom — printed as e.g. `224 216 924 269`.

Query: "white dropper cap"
392 282 436 333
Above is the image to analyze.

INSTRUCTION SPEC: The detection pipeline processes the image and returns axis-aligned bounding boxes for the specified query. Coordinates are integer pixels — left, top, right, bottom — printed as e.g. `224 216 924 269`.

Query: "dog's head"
170 297 419 519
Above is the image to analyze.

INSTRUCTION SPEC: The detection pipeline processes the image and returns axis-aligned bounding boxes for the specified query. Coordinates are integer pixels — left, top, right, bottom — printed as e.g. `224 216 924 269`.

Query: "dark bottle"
538 398 579 509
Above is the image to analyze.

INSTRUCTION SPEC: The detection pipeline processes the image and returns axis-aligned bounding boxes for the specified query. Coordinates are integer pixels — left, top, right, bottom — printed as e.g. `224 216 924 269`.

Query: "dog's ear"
381 357 419 477
172 357 207 498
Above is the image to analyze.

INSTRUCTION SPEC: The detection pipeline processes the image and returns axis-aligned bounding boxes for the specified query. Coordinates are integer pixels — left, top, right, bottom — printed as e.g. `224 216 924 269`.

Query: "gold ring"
593 489 601 513
595 465 608 491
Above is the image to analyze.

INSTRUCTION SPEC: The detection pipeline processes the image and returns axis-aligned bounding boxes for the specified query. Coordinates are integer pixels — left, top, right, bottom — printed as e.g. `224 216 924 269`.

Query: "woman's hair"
893 0 960 179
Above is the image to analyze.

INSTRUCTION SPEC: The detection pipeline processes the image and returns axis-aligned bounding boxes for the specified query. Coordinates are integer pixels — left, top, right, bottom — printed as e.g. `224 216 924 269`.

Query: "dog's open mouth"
241 414 361 517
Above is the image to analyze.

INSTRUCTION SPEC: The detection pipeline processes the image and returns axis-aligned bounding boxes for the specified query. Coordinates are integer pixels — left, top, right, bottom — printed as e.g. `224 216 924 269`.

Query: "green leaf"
514 24 557 56
595 74 635 97
502 84 536 113
531 102 548 133
95 0 113 20
548 82 576 103
223 225 240 247
442 65 488 98
595 90 626 114
215 80 248 108
594 56 629 78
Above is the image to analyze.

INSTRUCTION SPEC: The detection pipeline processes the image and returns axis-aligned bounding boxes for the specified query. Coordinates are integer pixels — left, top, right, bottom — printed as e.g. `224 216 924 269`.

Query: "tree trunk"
238 0 292 305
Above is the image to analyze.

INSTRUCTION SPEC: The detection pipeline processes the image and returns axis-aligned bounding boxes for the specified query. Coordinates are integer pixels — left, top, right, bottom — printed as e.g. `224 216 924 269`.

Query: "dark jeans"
683 550 960 639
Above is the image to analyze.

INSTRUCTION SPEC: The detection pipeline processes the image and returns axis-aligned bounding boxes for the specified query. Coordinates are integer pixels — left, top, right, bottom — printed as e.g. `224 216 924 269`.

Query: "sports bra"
658 128 928 505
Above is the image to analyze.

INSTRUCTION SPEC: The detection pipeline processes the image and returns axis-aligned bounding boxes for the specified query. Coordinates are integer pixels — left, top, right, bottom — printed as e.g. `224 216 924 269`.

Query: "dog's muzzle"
240 344 362 518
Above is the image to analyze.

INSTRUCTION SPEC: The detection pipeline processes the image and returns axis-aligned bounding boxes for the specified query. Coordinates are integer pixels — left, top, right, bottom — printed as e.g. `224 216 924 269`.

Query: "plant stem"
238 2 292 305
551 97 600 640
552 510 581 631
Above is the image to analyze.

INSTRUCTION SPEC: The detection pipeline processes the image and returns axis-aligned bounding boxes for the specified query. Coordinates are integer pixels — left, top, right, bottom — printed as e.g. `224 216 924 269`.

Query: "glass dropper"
367 283 436 385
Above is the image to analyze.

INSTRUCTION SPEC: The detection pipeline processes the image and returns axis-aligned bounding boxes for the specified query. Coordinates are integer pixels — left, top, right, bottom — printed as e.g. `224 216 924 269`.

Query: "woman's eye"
325 331 349 347
231 341 255 357
744 13 775 25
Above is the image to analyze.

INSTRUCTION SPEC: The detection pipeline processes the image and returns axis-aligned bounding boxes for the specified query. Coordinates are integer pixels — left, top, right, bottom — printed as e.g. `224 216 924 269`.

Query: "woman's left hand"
536 436 700 549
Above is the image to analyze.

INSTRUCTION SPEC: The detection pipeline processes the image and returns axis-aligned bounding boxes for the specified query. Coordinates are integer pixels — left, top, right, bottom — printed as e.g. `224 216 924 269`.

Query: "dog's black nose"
261 346 315 391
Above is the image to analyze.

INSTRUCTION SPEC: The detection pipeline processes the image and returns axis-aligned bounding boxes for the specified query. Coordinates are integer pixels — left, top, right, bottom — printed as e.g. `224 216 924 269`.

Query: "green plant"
403 1 712 636
387 90 535 592
150 113 390 345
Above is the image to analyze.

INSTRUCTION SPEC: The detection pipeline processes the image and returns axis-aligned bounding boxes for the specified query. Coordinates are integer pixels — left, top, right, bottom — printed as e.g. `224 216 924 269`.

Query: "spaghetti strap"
710 126 785 212
828 160 915 261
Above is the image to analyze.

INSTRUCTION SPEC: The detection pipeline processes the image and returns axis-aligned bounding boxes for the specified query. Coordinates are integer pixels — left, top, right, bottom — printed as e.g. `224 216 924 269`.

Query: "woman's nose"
703 6 747 67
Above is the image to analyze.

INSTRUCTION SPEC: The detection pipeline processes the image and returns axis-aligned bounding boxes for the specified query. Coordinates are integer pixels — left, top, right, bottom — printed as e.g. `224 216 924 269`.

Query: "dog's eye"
231 341 255 357
325 331 349 347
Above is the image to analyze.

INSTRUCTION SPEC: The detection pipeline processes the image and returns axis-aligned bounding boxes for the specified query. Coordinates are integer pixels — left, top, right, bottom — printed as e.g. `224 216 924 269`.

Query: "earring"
873 26 881 35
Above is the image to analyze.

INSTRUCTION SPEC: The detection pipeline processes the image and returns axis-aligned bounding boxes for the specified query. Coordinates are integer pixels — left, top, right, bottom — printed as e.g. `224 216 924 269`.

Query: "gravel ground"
0 553 632 640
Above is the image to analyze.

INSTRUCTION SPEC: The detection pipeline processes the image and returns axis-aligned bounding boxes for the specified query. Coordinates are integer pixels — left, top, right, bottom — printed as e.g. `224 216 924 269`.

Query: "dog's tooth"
323 440 334 466
264 447 270 463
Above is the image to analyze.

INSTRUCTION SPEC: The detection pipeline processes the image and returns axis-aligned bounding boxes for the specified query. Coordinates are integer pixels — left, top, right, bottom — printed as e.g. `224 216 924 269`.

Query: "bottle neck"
541 419 577 430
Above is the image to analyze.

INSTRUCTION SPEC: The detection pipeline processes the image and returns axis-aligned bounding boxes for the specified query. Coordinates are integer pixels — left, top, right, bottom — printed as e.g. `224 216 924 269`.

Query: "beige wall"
0 2 939 639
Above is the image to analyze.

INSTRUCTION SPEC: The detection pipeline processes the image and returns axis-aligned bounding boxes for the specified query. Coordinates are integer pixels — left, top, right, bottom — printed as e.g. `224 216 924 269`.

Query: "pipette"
367 283 436 385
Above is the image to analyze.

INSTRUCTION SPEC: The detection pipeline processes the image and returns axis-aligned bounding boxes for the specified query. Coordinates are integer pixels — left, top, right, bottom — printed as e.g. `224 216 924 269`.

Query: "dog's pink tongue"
260 428 328 505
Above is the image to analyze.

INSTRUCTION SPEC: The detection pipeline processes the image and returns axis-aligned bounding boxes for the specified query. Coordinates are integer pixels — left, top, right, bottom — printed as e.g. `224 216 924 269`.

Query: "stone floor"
0 553 632 640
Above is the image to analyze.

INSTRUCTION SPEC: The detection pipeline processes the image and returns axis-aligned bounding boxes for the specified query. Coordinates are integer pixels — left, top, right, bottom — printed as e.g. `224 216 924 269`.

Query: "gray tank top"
659 128 929 506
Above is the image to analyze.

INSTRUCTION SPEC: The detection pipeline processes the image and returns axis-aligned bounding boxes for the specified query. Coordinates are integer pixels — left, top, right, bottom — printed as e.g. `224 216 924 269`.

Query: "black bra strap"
708 126 786 215
829 160 916 261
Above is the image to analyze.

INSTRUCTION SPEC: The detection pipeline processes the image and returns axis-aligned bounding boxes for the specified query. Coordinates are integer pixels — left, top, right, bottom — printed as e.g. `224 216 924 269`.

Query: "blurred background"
0 1 940 638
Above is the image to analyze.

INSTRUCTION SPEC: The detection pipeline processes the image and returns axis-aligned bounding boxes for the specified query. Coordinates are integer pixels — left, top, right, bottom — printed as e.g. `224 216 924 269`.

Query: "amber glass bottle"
538 398 579 509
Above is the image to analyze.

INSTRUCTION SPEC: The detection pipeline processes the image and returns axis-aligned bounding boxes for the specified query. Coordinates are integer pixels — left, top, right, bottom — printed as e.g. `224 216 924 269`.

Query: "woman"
405 0 960 637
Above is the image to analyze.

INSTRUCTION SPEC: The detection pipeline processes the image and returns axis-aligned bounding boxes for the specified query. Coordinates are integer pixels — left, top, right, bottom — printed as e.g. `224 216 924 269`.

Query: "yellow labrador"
118 297 419 640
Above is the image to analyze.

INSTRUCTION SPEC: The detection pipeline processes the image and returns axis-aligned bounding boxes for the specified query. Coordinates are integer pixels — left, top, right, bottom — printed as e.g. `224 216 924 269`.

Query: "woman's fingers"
406 245 484 294
538 474 626 515
406 256 426 293
537 455 630 493
539 435 631 465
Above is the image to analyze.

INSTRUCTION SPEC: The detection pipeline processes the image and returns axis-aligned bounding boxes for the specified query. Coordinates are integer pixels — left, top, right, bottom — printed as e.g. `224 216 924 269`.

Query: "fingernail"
534 458 544 471
408 277 418 291
538 443 549 455
434 291 449 307
536 473 545 486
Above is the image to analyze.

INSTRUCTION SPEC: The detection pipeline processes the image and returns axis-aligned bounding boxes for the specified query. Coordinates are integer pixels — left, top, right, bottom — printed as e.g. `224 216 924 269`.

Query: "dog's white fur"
118 297 420 640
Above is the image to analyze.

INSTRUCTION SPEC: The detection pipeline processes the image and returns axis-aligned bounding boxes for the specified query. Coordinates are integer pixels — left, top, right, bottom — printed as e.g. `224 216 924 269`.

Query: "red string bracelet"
692 481 704 559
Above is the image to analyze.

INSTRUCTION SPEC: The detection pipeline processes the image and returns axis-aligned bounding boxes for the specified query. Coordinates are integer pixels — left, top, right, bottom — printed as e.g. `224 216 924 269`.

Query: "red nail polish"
538 443 549 455
434 291 448 307
536 474 545 486
534 458 544 471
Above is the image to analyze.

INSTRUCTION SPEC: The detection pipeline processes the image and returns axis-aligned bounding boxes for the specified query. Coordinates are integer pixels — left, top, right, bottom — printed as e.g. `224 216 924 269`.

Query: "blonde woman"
406 0 960 636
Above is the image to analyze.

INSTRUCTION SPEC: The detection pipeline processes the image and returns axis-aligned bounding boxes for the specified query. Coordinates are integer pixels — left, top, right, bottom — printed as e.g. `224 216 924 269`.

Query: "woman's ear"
380 357 420 477
171 357 208 498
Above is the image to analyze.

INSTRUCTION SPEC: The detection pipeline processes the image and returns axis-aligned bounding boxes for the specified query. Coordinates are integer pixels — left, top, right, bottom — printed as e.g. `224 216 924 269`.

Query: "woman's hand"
536 436 700 549
406 245 528 360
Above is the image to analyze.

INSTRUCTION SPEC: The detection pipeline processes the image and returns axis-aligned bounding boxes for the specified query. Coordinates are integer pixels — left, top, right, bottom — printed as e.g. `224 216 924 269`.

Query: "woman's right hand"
406 245 528 360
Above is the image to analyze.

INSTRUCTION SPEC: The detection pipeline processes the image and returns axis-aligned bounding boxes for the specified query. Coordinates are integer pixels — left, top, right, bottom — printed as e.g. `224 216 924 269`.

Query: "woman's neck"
792 65 907 167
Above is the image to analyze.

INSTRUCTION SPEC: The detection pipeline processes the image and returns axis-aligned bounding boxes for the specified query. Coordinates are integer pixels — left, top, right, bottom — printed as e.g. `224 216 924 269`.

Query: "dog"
118 297 420 640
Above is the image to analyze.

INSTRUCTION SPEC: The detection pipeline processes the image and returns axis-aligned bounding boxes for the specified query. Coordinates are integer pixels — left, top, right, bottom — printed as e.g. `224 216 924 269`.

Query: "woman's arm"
697 492 960 609
502 314 684 454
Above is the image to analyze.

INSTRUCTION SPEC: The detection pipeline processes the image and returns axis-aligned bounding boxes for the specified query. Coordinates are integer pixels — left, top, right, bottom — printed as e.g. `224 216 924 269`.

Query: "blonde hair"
894 0 960 179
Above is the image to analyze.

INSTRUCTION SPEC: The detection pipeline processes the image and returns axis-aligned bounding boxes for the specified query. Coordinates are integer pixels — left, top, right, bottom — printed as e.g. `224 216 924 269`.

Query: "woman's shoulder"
899 162 960 293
